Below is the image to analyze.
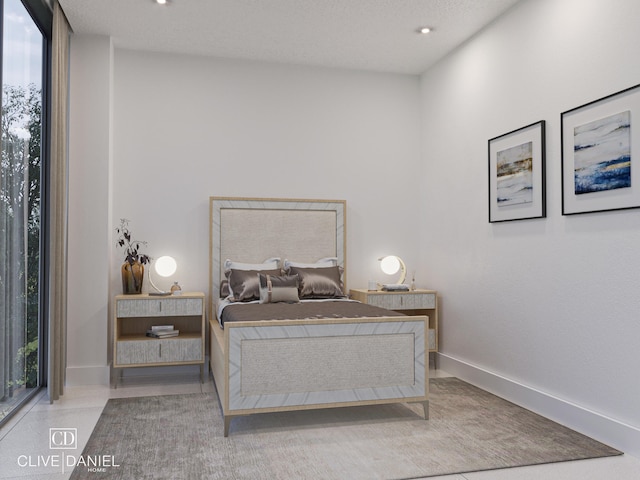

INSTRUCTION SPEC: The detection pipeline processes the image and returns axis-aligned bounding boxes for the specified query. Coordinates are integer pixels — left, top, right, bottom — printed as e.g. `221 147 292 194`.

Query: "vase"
121 261 144 294
170 281 182 295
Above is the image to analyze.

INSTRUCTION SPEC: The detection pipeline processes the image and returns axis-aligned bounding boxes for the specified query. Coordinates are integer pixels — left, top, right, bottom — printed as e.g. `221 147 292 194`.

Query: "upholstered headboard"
209 197 347 316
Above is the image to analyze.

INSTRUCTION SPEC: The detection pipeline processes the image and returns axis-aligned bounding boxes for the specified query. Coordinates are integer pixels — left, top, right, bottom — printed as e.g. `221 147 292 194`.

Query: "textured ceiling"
58 0 521 75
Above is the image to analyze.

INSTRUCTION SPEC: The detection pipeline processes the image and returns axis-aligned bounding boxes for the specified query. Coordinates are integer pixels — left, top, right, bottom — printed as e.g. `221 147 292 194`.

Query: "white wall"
66 35 113 386
110 51 422 295
67 45 423 381
420 0 640 454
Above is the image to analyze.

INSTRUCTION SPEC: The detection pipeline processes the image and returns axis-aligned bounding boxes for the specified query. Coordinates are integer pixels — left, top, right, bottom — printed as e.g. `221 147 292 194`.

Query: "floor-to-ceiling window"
0 0 50 424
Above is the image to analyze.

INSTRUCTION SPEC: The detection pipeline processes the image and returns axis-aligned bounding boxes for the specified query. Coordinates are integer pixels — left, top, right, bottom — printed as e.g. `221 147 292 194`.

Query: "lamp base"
381 284 410 292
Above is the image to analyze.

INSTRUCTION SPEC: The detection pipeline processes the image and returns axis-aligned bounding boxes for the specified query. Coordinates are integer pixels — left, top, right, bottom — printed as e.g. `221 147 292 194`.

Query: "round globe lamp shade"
379 255 407 285
380 255 401 275
155 255 177 277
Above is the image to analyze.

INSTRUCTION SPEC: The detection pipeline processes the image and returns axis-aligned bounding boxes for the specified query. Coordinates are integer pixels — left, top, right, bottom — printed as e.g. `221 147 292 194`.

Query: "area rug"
70 378 621 479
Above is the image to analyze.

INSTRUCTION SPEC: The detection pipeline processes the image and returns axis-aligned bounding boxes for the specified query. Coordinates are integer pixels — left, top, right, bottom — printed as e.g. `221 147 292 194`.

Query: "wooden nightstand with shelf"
349 289 438 354
112 292 206 387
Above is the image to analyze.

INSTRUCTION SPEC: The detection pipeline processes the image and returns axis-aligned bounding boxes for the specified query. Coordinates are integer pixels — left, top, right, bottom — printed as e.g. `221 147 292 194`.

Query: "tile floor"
0 368 638 480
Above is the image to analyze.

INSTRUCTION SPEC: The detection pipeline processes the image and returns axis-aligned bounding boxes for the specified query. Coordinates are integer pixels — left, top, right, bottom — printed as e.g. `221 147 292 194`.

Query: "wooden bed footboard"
210 315 429 437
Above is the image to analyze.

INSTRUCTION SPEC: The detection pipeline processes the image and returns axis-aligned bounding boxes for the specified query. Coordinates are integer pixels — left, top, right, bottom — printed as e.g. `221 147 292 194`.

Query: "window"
0 0 50 424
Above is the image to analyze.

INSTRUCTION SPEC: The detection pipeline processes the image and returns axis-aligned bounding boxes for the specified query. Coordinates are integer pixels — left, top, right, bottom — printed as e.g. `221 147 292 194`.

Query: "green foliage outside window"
1 83 42 394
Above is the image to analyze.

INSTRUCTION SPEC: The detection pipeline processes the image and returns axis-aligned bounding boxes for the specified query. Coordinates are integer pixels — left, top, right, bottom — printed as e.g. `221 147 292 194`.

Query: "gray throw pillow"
227 268 280 302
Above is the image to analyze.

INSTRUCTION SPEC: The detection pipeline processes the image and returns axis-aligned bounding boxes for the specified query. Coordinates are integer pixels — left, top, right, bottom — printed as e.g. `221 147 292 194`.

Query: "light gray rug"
70 378 621 479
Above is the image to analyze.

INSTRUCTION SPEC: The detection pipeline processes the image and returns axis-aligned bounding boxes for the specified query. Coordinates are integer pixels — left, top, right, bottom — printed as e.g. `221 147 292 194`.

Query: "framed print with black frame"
561 84 640 215
488 120 546 223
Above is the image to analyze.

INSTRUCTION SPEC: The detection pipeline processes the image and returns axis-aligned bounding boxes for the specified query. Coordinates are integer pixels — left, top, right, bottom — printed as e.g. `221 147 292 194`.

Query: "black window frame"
0 0 52 426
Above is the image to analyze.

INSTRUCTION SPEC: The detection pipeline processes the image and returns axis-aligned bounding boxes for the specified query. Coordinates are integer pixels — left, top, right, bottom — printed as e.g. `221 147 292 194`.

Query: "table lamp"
378 255 409 291
149 255 177 296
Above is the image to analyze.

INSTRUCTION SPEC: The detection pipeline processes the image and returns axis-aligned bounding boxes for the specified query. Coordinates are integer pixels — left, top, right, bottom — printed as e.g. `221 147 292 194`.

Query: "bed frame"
209 197 429 436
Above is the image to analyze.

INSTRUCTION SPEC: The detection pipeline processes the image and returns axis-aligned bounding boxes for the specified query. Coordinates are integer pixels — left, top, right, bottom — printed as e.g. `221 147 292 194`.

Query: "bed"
209 197 429 436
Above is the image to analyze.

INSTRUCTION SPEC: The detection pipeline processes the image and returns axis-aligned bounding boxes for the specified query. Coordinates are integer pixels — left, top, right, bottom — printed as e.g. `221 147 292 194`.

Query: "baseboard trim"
438 353 640 458
66 365 110 386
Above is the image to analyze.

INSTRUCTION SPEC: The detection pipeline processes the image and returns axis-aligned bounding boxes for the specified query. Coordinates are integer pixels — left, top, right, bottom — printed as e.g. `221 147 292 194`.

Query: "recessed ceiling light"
419 27 432 34
156 0 167 4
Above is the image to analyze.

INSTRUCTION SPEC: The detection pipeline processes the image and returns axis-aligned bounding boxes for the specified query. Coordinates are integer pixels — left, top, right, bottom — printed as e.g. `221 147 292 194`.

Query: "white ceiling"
58 0 521 75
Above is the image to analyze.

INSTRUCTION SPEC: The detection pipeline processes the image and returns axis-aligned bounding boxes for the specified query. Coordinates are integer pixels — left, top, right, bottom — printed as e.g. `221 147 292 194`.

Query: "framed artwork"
561 84 640 215
488 120 546 223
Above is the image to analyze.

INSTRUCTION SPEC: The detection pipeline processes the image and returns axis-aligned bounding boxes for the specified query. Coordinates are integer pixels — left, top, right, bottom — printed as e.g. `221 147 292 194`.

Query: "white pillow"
224 257 280 272
258 273 300 304
283 257 338 271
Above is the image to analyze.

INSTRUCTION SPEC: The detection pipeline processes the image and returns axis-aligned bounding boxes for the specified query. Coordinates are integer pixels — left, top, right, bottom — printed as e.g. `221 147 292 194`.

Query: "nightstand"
112 292 206 387
349 289 438 353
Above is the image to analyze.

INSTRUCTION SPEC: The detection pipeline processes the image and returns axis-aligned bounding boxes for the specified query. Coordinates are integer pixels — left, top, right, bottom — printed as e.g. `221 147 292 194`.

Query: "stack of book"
146 325 179 338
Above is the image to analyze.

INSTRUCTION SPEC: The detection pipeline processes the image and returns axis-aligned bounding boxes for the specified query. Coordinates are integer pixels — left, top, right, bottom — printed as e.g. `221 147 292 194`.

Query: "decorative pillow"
227 268 280 302
287 265 345 299
223 257 280 272
283 257 338 272
220 280 230 298
258 274 300 304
